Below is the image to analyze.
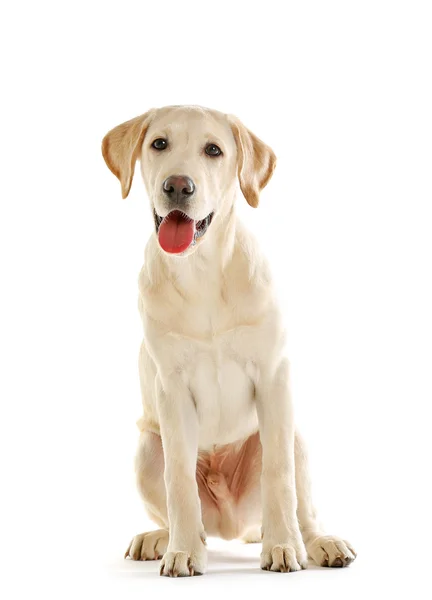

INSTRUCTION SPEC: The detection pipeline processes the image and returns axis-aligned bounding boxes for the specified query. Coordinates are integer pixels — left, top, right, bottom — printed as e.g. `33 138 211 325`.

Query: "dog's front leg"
156 376 207 577
256 358 308 572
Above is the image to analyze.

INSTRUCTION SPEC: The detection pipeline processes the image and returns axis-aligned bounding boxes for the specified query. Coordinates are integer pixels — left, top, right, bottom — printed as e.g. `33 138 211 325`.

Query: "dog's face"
141 107 238 254
102 106 276 256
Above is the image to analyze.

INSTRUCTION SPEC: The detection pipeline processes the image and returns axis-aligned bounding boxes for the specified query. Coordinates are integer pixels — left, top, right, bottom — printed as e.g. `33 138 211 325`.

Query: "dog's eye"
152 138 168 151
205 143 222 157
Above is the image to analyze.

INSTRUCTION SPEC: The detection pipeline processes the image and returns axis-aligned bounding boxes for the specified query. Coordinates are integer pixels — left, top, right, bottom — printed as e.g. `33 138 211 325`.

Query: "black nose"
162 175 195 202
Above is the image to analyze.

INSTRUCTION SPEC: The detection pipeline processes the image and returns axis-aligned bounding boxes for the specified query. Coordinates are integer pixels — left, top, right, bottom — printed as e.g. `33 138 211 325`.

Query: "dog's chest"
183 327 260 448
140 247 275 448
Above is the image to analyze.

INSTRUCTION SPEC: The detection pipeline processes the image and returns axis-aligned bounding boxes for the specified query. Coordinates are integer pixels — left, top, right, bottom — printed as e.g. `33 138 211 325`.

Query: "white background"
1 1 431 598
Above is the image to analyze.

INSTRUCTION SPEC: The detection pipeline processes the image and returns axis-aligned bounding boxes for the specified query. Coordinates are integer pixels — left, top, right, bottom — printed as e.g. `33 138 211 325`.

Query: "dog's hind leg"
294 431 357 567
125 430 169 561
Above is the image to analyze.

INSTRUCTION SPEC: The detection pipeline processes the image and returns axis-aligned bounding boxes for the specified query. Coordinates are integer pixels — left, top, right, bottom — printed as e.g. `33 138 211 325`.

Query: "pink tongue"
158 210 195 254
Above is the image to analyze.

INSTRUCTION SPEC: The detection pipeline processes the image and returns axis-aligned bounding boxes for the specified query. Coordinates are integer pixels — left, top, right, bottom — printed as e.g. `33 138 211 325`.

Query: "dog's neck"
141 197 271 329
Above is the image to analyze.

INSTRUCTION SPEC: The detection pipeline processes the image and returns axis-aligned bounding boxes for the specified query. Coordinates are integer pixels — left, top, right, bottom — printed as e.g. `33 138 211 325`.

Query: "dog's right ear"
102 111 154 199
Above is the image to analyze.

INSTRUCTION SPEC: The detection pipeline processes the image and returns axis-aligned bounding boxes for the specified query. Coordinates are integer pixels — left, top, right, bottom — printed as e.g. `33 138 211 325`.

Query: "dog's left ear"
102 111 154 199
229 116 277 208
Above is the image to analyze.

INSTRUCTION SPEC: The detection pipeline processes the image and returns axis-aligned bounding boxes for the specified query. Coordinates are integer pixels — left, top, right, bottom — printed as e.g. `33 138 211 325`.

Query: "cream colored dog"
102 106 356 577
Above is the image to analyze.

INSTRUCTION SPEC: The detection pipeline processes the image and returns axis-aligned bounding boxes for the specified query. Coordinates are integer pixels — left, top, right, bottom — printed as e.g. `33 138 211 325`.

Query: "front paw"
160 544 207 577
261 538 308 572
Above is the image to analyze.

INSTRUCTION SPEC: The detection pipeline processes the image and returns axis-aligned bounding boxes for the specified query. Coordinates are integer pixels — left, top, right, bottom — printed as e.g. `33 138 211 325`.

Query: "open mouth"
154 209 214 254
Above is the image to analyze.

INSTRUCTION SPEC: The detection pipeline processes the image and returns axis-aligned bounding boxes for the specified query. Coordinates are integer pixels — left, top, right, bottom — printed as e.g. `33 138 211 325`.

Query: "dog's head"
102 106 276 255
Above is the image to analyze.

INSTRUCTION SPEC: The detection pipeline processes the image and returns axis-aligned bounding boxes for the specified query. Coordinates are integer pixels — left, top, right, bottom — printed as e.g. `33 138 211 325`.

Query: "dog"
102 105 356 576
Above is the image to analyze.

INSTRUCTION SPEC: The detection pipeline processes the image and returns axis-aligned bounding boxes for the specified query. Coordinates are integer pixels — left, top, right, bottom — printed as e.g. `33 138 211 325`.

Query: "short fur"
102 105 356 576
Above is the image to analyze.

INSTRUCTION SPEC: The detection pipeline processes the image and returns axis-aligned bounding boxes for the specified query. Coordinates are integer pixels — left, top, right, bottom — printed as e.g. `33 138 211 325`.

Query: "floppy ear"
229 117 277 208
102 111 154 199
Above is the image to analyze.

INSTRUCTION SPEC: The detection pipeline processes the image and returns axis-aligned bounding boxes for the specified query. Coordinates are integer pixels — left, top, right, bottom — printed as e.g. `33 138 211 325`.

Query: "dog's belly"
188 352 258 449
197 432 262 540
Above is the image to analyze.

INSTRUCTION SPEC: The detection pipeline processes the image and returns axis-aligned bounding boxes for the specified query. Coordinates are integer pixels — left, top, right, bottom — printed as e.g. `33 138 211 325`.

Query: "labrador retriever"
102 105 356 576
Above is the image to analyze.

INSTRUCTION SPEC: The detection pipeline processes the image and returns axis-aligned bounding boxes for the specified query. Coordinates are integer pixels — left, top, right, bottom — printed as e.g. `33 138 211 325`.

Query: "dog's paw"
124 529 169 561
159 548 207 577
306 535 357 568
261 540 308 572
241 525 262 544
